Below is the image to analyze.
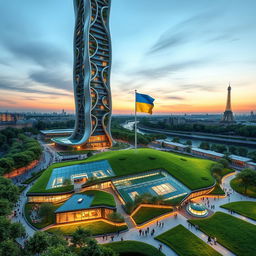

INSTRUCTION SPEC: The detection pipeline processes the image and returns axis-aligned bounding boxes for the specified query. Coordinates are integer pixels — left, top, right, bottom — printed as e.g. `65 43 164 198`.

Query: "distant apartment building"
0 112 24 122
165 116 186 126
191 148 224 160
0 112 34 130
228 155 252 167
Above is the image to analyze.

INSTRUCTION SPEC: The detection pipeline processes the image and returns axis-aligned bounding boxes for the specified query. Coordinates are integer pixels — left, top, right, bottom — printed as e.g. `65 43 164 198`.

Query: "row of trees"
0 176 26 256
199 141 256 161
21 228 117 256
124 193 165 214
236 169 256 194
0 174 117 255
35 120 75 131
112 125 166 145
0 128 42 175
140 119 256 138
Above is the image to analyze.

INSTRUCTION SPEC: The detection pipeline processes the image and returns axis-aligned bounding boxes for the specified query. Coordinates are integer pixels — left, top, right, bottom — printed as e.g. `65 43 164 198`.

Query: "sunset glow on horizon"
0 0 255 114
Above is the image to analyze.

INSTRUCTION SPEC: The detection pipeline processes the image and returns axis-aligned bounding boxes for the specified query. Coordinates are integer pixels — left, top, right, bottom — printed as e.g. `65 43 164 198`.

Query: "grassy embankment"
221 201 256 220
104 241 165 256
29 148 215 194
189 212 256 256
156 224 221 256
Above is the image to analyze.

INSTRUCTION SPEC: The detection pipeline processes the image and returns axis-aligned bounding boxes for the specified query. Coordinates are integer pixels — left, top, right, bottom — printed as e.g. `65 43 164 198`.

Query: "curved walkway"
12 167 256 255
97 172 255 256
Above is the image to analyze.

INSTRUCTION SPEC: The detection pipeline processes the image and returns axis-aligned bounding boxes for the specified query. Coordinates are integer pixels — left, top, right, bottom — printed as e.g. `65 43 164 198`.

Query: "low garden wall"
4 160 39 178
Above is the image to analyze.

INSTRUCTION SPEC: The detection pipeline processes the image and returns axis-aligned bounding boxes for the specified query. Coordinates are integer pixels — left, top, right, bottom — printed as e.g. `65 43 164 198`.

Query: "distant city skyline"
0 0 255 114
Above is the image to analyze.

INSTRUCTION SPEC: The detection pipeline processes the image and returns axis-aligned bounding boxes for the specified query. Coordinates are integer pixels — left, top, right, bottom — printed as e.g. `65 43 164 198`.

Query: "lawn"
230 177 256 198
155 224 221 256
29 148 215 194
189 212 256 256
221 201 256 220
104 241 165 256
132 206 173 225
24 202 62 229
82 190 116 208
47 220 127 236
165 195 187 205
209 184 225 196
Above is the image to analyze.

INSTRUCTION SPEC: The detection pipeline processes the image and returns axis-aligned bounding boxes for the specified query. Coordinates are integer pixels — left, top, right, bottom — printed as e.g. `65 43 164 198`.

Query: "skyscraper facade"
53 0 113 149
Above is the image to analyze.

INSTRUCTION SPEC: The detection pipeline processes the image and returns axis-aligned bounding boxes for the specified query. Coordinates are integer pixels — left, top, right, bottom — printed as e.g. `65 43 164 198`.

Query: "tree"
0 158 14 174
71 227 92 248
79 239 117 256
215 144 227 154
218 158 229 168
0 217 25 242
229 146 237 154
211 164 224 183
12 152 32 168
0 239 21 256
0 199 12 216
25 231 50 255
199 142 210 150
0 167 4 176
236 169 256 194
248 151 256 162
186 147 191 153
185 140 192 146
107 212 124 223
237 147 248 157
0 133 7 147
63 179 72 186
39 203 55 222
0 176 19 203
172 137 180 143
41 245 76 256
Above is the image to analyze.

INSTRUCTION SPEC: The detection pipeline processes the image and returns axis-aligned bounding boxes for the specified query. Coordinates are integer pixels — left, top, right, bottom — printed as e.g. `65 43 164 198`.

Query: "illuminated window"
152 183 176 195
102 61 107 67
129 191 139 200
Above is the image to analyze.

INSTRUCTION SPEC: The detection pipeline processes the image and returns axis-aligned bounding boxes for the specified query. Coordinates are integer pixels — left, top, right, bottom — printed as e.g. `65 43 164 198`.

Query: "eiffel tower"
221 84 235 123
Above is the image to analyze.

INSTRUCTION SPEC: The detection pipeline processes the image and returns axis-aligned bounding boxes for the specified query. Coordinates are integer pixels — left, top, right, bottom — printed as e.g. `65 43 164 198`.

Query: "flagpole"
135 90 137 150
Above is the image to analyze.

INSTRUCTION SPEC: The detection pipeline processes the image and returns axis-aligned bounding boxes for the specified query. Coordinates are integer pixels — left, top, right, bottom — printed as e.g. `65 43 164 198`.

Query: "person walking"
139 229 142 236
214 237 217 245
159 244 162 252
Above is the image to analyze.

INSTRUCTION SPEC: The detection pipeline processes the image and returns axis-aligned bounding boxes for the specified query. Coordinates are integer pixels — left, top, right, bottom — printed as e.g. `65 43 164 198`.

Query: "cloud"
0 79 70 96
29 70 72 92
149 32 186 54
132 59 209 79
3 41 69 68
148 11 219 54
162 96 185 101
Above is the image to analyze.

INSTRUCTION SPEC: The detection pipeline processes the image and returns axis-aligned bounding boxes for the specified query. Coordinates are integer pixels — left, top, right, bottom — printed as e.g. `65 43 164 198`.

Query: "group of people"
201 197 216 211
207 236 217 245
138 227 155 237
102 230 121 242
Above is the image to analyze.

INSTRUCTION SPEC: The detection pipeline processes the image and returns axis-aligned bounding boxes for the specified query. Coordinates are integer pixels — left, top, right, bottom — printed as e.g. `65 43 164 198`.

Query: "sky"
0 0 255 115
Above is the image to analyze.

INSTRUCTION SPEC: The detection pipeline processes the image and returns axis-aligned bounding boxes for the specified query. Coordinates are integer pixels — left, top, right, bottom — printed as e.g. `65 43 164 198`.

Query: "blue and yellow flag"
136 92 155 114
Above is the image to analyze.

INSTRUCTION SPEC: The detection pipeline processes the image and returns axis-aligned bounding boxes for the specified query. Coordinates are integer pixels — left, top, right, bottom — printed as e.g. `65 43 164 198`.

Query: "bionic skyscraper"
53 0 113 149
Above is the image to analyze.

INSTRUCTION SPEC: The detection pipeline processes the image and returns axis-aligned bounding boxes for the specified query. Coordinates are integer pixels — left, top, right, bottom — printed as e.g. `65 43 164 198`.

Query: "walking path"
11 164 256 255
97 172 255 256
105 187 135 229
